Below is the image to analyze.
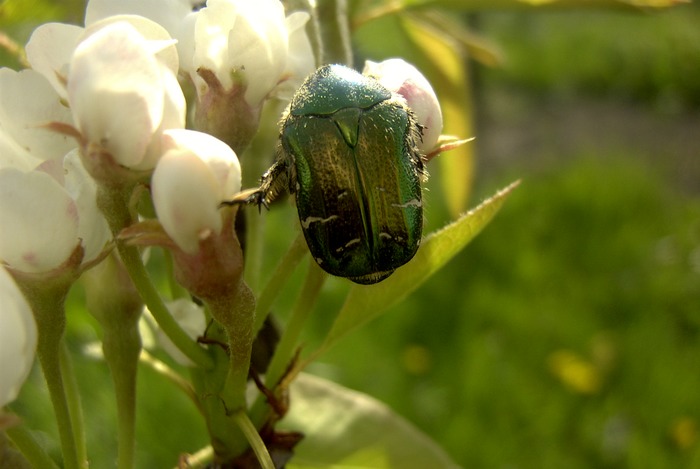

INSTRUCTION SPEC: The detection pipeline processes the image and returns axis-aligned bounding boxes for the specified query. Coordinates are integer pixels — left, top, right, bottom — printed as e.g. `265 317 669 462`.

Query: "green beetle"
250 64 425 284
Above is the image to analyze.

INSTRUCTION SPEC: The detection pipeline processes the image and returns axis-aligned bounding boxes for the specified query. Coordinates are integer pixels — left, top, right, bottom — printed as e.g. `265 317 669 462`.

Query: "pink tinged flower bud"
67 21 184 170
0 168 80 273
0 266 37 407
0 153 110 274
151 129 241 254
363 58 443 152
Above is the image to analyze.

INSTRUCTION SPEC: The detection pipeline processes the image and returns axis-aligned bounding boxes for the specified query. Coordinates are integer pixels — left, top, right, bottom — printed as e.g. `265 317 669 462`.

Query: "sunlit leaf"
315 181 519 357
350 0 685 20
282 373 461 469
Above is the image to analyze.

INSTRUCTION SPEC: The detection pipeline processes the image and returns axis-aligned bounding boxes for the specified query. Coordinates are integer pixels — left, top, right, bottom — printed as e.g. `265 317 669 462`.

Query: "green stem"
218 283 256 413
265 260 325 389
117 242 212 369
317 0 353 66
232 410 275 469
140 349 200 410
98 185 212 370
101 308 141 469
195 282 256 461
60 344 87 468
36 316 80 469
251 260 326 426
5 423 61 469
253 232 308 335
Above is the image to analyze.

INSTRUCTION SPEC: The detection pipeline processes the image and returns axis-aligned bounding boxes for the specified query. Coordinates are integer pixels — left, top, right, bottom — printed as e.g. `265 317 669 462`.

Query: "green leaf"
351 0 684 16
315 181 519 357
424 0 686 10
281 373 461 469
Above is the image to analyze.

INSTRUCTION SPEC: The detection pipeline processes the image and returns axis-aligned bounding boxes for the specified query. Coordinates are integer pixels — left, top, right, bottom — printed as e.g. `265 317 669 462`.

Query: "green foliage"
482 6 700 108
309 156 700 467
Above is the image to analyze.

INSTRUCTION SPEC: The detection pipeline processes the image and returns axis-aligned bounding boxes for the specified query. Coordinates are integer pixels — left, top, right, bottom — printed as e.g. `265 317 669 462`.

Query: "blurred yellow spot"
401 344 432 375
548 349 602 395
670 417 698 450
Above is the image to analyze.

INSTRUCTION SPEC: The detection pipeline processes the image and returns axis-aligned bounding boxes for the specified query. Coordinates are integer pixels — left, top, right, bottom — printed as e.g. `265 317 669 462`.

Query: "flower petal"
68 22 165 167
0 68 75 163
63 150 111 264
0 168 79 273
0 266 37 407
152 130 240 253
25 22 83 99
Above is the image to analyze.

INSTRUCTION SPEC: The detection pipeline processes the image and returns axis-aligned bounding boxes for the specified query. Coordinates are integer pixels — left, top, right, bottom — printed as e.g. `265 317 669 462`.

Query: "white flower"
0 151 110 274
25 22 84 101
0 68 75 168
67 21 185 170
181 0 315 107
142 299 206 366
363 59 443 151
0 266 37 407
151 129 241 254
84 0 193 39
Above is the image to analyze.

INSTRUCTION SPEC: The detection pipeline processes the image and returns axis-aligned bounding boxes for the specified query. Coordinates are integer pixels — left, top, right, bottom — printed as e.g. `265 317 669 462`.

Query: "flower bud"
151 129 241 254
0 266 37 407
363 58 443 151
67 21 185 173
0 151 110 274
180 0 315 152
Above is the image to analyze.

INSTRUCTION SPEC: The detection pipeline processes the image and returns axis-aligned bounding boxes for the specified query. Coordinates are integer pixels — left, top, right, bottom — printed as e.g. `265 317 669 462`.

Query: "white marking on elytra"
344 238 361 248
301 214 339 229
379 232 392 240
335 238 361 254
391 198 422 208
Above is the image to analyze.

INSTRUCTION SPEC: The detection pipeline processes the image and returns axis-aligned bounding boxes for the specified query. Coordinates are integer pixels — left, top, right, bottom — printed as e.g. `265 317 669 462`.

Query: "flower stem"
100 304 141 469
117 242 213 369
37 316 80 469
251 260 325 426
5 422 61 469
232 409 274 469
253 231 308 335
317 0 353 66
60 343 87 467
140 349 200 410
98 185 213 369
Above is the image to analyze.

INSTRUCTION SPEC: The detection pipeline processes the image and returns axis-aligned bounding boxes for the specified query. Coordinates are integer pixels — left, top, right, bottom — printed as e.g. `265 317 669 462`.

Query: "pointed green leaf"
316 181 519 356
282 373 461 469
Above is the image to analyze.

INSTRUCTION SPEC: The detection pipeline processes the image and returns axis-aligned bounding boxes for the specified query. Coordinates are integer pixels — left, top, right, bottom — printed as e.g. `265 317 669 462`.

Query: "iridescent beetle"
236 64 426 285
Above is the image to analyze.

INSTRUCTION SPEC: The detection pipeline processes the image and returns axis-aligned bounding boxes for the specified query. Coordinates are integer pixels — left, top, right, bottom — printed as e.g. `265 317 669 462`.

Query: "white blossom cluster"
0 0 443 411
0 0 315 409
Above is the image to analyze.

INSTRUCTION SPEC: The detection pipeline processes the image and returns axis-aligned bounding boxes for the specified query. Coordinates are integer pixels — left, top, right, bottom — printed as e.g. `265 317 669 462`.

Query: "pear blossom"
0 68 75 168
151 129 241 254
67 21 185 171
181 0 316 107
84 0 193 39
0 151 110 274
0 266 37 407
363 59 443 151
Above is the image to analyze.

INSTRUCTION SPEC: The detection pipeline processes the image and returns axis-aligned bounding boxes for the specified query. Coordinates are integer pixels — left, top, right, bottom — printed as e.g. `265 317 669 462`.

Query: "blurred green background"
5 1 700 467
